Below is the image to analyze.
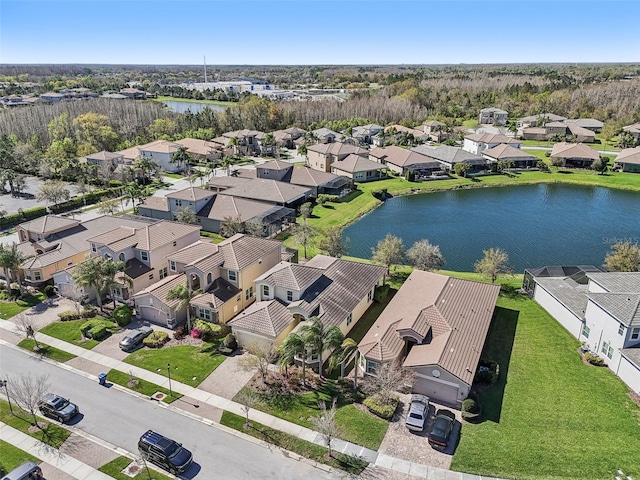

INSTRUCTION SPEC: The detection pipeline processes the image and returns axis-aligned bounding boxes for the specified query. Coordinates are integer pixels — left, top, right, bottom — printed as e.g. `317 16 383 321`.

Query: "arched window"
119 253 125 262
207 272 212 284
104 253 112 260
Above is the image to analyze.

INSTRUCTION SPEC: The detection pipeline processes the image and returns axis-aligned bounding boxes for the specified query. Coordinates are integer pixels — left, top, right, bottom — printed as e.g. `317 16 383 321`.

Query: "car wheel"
169 467 177 475
58 416 64 423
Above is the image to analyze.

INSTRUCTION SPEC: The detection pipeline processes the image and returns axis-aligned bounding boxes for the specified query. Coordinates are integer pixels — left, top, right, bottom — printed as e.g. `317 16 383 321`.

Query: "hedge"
461 397 481 421
193 319 229 341
111 305 133 327
80 318 113 339
363 393 398 420
143 331 169 348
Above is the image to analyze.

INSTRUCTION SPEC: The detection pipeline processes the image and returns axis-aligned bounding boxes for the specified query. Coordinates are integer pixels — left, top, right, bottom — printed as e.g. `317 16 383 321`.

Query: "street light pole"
166 363 173 397
0 379 14 415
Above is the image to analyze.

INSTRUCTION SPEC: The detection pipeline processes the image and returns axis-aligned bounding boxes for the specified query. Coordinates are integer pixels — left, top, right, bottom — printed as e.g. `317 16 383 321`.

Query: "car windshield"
431 419 449 437
409 412 423 420
52 398 68 410
165 442 183 459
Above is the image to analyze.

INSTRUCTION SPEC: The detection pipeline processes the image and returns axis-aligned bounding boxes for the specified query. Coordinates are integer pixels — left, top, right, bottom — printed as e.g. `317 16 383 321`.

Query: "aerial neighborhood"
1 62 639 480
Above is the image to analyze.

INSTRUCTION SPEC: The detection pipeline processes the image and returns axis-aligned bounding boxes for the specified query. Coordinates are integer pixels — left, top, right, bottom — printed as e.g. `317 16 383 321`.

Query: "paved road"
0 345 342 480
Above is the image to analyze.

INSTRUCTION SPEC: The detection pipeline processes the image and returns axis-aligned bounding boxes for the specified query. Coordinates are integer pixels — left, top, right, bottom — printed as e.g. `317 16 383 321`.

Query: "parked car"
1 461 43 480
37 393 79 423
119 326 153 351
405 394 429 431
428 409 456 450
138 430 193 475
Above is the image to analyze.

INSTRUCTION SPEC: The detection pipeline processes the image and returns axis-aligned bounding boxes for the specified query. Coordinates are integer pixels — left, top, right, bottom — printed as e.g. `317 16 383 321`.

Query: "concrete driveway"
377 393 462 470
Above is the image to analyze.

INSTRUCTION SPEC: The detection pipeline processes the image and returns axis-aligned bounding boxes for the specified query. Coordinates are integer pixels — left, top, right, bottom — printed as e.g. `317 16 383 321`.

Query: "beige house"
358 270 500 407
478 107 508 126
369 145 443 176
230 255 387 356
614 146 640 173
550 142 600 168
306 143 368 173
416 121 449 142
174 138 220 162
331 154 388 182
482 144 538 169
622 123 640 143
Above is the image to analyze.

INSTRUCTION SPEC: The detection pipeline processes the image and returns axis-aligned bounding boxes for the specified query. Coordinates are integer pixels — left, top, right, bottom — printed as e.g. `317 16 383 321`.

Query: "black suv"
38 393 79 423
138 430 193 475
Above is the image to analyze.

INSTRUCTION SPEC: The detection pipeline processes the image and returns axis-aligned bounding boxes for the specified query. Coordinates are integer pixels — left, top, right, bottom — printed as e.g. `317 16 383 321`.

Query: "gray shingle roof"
535 277 590 319
228 299 293 338
587 293 640 327
217 234 282 271
620 347 640 369
221 179 311 205
256 261 325 291
412 145 487 166
587 272 640 293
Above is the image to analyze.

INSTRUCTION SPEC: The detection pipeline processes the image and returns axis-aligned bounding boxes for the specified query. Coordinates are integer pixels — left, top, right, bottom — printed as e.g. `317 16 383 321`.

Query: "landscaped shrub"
585 352 606 366
405 170 416 182
44 285 56 297
173 325 186 339
461 397 481 421
363 393 399 420
81 306 97 318
193 319 227 341
190 327 203 339
111 305 133 327
0 289 19 301
58 310 81 321
374 284 389 302
474 359 499 384
143 331 169 348
223 333 238 350
80 318 113 338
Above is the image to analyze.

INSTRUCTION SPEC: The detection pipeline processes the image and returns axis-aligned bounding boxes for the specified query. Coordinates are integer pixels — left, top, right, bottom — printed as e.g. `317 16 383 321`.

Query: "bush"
88 324 109 340
0 288 19 301
81 306 97 318
461 397 480 421
405 170 416 182
44 285 56 297
108 180 123 187
59 310 81 321
474 359 499 384
190 327 202 339
193 319 227 341
585 352 606 366
222 333 238 350
173 325 186 340
143 331 169 348
111 305 133 327
363 393 399 420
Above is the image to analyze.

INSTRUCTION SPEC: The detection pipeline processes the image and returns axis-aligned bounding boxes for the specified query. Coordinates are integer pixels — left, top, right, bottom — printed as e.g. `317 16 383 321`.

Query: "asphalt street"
0 345 343 480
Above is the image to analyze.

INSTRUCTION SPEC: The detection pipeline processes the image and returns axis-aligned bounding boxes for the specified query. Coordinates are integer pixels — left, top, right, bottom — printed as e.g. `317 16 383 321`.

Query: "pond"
343 183 640 273
162 100 227 113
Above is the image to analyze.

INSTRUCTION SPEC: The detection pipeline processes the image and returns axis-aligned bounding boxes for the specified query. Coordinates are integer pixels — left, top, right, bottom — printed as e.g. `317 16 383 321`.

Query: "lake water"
343 183 640 273
162 100 227 113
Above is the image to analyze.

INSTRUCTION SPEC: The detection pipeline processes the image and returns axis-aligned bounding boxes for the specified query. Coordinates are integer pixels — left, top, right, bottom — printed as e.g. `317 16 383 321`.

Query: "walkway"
0 311 510 480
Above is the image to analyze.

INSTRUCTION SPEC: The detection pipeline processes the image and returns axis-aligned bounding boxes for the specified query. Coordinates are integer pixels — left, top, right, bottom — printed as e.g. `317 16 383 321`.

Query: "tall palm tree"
228 136 240 156
329 337 360 391
99 259 132 309
0 242 27 297
166 281 202 332
220 156 235 177
171 145 191 173
72 256 104 310
278 332 307 385
299 317 344 378
134 157 160 184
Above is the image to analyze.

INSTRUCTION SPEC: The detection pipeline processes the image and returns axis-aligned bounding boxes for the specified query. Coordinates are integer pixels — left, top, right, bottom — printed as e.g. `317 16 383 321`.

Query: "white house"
137 140 182 172
463 133 521 155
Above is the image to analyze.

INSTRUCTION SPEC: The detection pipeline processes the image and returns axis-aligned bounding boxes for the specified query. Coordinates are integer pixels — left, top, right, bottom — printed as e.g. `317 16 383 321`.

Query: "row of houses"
0 88 152 108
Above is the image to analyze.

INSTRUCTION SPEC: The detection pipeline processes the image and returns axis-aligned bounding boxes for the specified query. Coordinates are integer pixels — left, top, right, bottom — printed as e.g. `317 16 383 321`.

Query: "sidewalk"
0 315 508 480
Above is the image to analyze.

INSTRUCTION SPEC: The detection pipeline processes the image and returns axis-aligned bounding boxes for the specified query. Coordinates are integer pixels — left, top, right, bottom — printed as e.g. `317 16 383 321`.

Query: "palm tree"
228 136 240 156
134 157 160 184
166 281 202 332
171 145 191 173
99 259 132 309
72 256 104 310
278 332 307 385
124 182 141 212
220 156 235 177
299 317 345 378
0 242 27 297
329 338 360 391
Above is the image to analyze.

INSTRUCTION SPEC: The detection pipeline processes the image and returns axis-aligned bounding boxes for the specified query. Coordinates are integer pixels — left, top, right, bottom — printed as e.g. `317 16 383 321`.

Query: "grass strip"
0 400 71 449
0 439 40 473
17 339 76 362
98 456 174 480
106 369 182 404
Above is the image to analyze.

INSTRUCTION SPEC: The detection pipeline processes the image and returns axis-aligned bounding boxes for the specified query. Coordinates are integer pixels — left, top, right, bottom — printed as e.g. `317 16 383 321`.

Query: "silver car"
119 326 153 351
405 394 429 432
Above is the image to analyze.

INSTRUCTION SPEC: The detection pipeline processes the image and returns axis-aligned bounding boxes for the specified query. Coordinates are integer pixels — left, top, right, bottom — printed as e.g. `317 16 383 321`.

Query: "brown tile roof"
623 123 640 134
482 144 537 161
222 129 266 140
369 146 438 168
288 166 344 187
135 274 186 309
196 194 290 222
166 186 214 202
138 196 169 212
228 299 293 338
221 179 311 204
207 176 253 190
138 140 180 154
615 146 640 165
464 133 521 145
307 143 367 156
19 216 80 234
191 277 241 309
166 240 220 265
358 270 500 385
332 154 387 174
85 150 122 161
117 146 142 161
550 142 599 160
217 234 282 271
87 221 200 251
174 138 217 156
255 261 325 291
259 160 293 172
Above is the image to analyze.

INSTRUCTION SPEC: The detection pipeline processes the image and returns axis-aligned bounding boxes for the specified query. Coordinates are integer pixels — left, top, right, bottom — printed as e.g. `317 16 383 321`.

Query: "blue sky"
1 1 639 65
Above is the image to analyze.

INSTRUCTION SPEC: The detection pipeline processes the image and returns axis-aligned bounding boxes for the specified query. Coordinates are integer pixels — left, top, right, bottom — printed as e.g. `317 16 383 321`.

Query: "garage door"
138 306 165 326
414 376 459 406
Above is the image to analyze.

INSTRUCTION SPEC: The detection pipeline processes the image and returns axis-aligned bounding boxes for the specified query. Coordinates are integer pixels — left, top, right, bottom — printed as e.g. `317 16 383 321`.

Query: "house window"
159 267 168 280
169 260 176 271
148 274 154 280
25 271 31 280
104 253 111 260
366 360 378 375
631 327 640 341
582 325 590 339
207 272 212 284
140 251 149 262
262 285 269 298
287 290 293 302
173 241 177 247
119 253 125 262
245 286 253 300
34 271 42 281
91 243 97 253
601 341 614 359
368 289 373 302
618 324 625 336
175 199 182 207
346 313 353 326
199 308 211 321
228 270 237 282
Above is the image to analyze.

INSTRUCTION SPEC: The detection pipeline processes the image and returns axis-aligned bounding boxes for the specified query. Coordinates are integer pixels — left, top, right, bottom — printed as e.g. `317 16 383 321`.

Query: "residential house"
40 92 66 103
331 154 388 182
520 127 549 141
463 133 522 155
544 121 595 143
350 124 384 145
141 234 283 328
86 220 201 301
306 143 368 173
220 129 266 156
229 255 387 352
411 145 490 173
119 88 147 99
138 140 182 172
614 146 640 173
564 118 604 133
369 146 443 176
478 107 508 126
78 151 124 173
482 144 538 169
207 175 253 193
622 123 640 144
415 121 449 142
19 215 156 286
377 125 431 146
522 265 604 296
529 270 640 393
550 142 599 168
358 270 500 407
137 187 214 221
256 160 352 197
272 127 307 149
311 128 341 144
220 178 313 208
516 113 567 128
174 138 220 162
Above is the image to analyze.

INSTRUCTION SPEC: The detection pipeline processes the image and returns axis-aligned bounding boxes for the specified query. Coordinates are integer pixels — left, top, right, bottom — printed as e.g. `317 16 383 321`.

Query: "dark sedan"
428 409 455 450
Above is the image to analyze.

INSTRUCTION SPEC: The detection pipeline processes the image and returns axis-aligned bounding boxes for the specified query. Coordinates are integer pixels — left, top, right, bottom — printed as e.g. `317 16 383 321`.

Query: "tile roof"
259 160 293 172
622 123 640 134
166 240 220 265
518 113 566 123
138 140 180 154
138 196 169 212
174 138 217 156
122 258 153 279
482 144 537 161
412 145 487 165
117 145 142 161
221 178 311 204
134 274 185 309
307 143 367 157
196 194 293 223
19 216 80 234
166 186 214 201
332 154 387 174
312 128 341 139
255 261 325 291
464 133 521 144
191 277 241 309
222 129 266 140
480 107 507 114
616 146 640 165
228 299 293 338
369 146 441 169
85 150 122 161
87 221 200 252
550 142 599 160
564 118 604 129
207 176 253 189
217 234 282 271
288 166 346 187
358 270 500 385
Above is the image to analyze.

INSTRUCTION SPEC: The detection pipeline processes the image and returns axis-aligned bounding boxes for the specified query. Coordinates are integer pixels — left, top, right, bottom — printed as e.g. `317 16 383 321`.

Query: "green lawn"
448 275 640 480
162 172 183 179
124 343 226 387
39 318 115 350
236 379 388 451
106 369 182 404
0 400 71 449
220 411 368 475
98 456 174 480
0 440 39 473
17 339 76 362
0 292 46 319
154 95 236 107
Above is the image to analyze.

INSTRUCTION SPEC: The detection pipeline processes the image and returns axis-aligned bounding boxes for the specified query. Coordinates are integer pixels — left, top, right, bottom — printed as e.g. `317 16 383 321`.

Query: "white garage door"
414 376 459 406
139 306 166 326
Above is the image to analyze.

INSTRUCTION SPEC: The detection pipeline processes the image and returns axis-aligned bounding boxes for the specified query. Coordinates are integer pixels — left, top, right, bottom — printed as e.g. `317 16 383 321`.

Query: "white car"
405 394 429 431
